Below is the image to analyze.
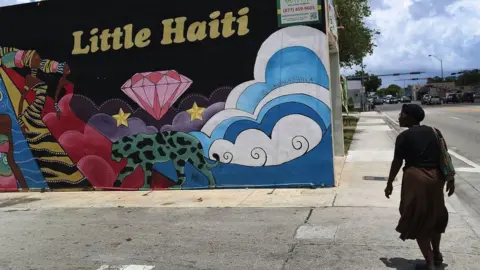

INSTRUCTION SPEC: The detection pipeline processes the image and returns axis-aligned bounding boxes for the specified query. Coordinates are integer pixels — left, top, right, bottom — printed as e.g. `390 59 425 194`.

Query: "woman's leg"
416 238 434 266
432 233 443 264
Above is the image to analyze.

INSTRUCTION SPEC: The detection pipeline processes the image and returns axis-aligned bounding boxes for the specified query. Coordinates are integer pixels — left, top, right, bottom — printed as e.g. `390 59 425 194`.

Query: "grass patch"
349 108 362 113
343 116 359 154
343 116 359 127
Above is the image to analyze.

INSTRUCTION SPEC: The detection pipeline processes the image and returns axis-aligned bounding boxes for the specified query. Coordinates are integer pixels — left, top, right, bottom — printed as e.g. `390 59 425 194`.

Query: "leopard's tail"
206 153 220 169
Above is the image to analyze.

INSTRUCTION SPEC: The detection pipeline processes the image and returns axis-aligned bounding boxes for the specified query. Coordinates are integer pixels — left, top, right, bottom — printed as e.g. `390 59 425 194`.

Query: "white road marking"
456 167 480 173
381 112 480 170
449 151 480 169
450 116 461 120
97 265 155 270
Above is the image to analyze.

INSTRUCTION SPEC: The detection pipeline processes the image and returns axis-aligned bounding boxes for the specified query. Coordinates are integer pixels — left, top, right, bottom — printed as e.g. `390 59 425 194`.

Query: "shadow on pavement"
380 257 448 269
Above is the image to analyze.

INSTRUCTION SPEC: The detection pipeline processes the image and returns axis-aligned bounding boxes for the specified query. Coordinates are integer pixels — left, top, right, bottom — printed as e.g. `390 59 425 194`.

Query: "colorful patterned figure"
0 115 28 190
111 131 219 189
1 46 87 186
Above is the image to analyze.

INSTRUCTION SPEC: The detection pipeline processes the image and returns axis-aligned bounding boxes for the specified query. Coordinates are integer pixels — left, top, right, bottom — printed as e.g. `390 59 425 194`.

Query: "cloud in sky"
345 0 480 87
0 0 38 6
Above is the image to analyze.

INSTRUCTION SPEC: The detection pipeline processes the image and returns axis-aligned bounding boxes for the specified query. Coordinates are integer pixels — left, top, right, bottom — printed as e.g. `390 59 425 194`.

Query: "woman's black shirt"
394 125 443 169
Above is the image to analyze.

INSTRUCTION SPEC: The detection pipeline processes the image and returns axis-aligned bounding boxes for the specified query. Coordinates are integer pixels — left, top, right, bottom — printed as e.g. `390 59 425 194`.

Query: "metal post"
440 59 444 82
360 61 365 111
429 55 444 82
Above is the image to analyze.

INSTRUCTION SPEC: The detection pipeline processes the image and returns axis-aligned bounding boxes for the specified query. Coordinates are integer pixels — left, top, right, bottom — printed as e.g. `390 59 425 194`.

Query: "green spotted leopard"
111 131 219 189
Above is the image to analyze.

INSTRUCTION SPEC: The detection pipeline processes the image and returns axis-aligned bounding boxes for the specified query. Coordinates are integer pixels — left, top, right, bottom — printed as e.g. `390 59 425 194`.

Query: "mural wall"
0 0 333 191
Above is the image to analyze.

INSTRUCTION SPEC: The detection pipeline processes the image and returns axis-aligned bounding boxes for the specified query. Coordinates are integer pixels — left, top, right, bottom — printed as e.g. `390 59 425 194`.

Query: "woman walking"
384 104 455 270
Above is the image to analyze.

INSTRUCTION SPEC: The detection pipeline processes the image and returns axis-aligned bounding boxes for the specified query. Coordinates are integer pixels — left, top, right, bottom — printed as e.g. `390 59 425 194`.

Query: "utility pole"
429 54 444 82
440 59 444 82
360 60 366 111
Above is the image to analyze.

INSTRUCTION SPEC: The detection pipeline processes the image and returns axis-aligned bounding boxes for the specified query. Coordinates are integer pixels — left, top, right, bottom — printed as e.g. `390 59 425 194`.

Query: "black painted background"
0 0 325 107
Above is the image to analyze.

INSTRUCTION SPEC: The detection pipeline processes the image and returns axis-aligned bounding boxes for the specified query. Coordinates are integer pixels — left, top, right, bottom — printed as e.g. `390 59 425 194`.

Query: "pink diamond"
121 70 193 120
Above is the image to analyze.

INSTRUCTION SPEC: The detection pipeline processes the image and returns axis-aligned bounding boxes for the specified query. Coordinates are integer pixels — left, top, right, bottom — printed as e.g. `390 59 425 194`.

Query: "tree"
364 74 382 92
456 69 480 86
353 70 382 92
385 84 402 96
334 0 380 67
427 76 442 83
376 88 387 96
377 85 401 97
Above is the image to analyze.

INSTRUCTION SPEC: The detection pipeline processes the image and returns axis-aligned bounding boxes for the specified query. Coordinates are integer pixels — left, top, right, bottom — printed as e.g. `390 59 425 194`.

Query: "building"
346 80 363 108
0 0 343 191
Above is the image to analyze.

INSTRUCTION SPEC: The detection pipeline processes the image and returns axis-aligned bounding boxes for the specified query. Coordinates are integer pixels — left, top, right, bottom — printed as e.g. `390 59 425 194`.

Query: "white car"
428 96 441 105
421 95 430 105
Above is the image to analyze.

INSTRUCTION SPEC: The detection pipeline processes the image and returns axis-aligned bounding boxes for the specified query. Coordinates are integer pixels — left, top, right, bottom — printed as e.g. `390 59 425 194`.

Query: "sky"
347 0 480 87
1 0 479 88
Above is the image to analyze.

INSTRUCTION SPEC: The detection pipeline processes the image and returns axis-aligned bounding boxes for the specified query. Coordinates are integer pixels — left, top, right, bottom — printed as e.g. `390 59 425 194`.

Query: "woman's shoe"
415 263 435 270
433 252 443 267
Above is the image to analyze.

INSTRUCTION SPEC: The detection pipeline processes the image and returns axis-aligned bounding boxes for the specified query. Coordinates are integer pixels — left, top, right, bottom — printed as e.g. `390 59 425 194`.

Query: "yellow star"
187 102 206 121
113 108 131 127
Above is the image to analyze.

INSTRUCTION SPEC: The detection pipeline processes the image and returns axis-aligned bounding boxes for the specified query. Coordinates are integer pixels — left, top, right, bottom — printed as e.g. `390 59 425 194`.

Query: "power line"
394 77 430 81
346 71 425 80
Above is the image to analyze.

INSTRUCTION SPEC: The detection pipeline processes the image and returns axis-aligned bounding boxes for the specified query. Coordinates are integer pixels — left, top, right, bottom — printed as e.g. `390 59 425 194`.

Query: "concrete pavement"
1 112 479 269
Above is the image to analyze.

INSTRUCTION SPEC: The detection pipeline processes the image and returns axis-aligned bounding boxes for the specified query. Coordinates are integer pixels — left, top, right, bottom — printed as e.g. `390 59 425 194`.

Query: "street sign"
327 0 338 41
277 0 323 27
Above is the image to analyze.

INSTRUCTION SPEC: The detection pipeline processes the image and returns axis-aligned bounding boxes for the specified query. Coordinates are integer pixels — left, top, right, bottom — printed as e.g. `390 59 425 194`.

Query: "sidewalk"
1 112 479 269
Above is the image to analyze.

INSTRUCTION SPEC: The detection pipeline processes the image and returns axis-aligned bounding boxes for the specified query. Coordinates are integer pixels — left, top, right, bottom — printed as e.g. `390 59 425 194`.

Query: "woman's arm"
385 133 405 198
388 158 403 183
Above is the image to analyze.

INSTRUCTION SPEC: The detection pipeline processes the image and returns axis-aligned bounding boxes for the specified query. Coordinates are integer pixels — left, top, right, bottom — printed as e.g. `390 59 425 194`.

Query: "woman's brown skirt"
396 167 449 240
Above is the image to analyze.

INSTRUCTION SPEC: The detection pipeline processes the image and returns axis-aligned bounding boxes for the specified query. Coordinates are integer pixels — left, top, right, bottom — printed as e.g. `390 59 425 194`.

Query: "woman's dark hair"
402 104 425 123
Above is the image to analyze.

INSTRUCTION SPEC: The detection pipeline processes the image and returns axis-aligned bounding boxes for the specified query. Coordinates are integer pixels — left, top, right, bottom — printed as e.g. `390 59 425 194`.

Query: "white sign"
328 0 338 40
278 0 321 26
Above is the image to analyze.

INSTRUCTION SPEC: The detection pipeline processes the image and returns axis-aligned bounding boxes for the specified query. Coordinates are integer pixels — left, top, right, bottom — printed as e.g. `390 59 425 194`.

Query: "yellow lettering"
100 29 112 52
161 17 187 45
135 28 151 48
71 31 90 55
186 21 207 42
112 27 124 50
221 12 236 38
237 8 250 36
89 28 99 53
208 11 221 39
123 24 135 49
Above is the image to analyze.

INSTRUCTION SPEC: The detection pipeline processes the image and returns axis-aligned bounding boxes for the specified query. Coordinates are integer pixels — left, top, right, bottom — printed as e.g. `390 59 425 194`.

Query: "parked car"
428 95 442 105
373 97 384 105
421 95 430 105
400 96 411 103
474 92 480 99
461 92 475 103
445 93 460 103
384 97 398 104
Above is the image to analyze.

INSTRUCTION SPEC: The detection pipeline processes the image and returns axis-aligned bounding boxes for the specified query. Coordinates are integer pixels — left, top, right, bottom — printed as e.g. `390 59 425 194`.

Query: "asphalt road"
380 101 480 165
1 206 479 270
379 101 480 215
